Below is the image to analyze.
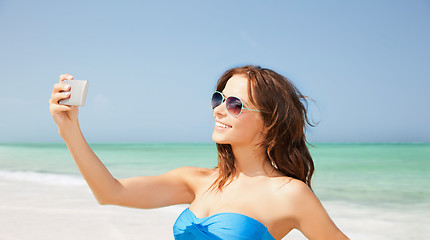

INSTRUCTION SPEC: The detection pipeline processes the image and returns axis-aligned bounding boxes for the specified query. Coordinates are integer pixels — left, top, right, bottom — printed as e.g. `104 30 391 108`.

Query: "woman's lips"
215 121 232 129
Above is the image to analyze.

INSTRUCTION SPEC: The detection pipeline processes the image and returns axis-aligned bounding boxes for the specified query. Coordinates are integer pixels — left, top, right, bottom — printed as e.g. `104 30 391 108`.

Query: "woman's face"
212 74 265 147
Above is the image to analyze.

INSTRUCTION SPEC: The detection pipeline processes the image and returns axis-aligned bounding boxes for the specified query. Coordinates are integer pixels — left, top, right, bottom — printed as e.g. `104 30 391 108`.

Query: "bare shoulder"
272 177 320 215
171 166 216 190
272 177 350 239
268 176 311 197
276 177 315 201
171 166 214 178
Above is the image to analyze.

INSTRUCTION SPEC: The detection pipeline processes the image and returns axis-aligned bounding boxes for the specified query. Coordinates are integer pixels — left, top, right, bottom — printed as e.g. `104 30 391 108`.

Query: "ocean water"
1 142 429 207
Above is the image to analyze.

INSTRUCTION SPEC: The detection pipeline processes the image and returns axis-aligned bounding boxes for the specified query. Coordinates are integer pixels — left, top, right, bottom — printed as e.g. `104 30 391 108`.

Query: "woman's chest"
190 179 282 224
187 175 297 239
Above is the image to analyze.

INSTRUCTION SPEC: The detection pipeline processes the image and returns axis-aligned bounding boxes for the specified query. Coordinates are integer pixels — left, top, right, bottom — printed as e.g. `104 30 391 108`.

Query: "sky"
0 0 429 143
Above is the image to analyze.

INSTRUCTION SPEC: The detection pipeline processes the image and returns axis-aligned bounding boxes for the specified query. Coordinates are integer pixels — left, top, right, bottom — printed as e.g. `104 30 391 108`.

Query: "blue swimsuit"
173 208 276 240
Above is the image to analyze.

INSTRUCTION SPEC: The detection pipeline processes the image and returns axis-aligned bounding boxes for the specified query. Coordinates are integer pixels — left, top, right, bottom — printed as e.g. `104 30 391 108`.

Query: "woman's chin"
212 132 229 144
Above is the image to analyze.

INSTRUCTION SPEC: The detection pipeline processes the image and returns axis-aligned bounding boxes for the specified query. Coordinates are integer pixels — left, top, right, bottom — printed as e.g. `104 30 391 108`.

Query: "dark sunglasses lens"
226 97 242 116
211 92 223 109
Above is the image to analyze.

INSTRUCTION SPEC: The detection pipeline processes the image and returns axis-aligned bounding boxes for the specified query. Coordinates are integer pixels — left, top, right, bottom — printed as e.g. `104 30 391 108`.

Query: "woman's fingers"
56 73 73 94
49 102 75 112
50 91 71 105
59 73 74 83
49 73 75 109
53 82 71 93
50 73 79 126
49 74 75 111
50 83 71 105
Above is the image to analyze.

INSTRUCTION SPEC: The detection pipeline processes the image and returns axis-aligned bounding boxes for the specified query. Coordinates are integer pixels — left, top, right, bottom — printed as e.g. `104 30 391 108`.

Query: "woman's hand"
49 74 79 131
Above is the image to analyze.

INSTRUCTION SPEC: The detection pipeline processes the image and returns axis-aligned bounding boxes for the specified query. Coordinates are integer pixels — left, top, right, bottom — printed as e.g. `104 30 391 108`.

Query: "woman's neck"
231 144 277 178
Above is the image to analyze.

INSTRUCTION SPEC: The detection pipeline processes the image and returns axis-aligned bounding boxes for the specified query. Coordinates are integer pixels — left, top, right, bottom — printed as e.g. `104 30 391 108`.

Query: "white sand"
0 176 428 239
0 178 183 240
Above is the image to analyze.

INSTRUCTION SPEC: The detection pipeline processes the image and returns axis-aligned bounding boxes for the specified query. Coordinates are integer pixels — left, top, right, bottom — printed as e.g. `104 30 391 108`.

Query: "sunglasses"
211 91 261 117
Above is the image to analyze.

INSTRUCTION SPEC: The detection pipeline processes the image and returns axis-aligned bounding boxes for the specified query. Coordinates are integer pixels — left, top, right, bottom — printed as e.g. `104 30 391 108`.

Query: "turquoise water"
309 143 430 206
0 142 429 207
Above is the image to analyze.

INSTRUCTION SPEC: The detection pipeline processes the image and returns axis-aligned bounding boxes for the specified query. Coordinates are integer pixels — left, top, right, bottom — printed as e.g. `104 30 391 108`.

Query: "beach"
1 143 429 239
0 176 180 240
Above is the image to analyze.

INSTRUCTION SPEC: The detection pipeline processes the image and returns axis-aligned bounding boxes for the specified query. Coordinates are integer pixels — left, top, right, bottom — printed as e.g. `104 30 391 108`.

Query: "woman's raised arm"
48 74 196 208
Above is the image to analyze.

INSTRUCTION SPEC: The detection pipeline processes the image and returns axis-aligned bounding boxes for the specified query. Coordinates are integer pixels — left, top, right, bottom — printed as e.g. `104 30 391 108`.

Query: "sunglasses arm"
243 108 261 112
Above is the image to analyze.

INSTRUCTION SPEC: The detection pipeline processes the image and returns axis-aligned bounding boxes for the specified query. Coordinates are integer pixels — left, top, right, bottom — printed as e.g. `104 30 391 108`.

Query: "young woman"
49 65 349 240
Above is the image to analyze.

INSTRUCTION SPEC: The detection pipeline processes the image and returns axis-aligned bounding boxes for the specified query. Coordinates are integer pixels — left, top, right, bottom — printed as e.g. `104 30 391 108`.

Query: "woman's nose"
213 101 227 117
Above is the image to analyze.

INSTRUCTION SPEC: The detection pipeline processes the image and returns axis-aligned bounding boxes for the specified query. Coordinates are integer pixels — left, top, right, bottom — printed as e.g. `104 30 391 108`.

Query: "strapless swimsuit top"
173 208 276 240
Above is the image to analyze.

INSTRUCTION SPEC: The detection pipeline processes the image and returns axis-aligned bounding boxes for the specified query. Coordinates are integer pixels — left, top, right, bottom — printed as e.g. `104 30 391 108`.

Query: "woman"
49 65 349 240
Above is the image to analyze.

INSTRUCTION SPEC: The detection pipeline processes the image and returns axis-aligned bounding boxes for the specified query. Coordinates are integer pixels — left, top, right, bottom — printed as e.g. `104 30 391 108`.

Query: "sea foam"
0 170 85 186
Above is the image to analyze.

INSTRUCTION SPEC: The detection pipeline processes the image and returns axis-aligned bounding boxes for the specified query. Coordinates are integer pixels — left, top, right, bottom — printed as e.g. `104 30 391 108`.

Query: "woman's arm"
49 74 196 208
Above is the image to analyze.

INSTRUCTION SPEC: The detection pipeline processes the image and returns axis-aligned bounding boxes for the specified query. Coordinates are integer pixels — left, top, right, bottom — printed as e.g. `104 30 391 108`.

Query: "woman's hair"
211 65 317 191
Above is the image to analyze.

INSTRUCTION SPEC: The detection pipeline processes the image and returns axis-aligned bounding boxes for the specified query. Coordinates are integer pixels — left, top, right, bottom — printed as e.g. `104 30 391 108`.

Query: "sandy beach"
1 174 428 240
0 177 181 240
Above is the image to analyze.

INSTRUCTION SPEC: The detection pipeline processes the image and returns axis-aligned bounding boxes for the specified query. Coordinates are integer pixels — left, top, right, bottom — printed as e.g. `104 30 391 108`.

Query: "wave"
0 169 86 186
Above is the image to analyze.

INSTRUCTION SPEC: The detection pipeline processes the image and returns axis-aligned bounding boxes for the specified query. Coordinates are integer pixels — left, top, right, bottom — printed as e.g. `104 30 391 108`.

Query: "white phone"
59 80 89 106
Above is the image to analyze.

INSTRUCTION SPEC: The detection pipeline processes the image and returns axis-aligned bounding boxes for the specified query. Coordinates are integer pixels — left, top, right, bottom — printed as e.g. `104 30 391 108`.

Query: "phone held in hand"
59 80 89 106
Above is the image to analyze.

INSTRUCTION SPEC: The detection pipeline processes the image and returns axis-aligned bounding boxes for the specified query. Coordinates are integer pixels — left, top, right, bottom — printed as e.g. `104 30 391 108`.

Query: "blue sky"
0 0 429 143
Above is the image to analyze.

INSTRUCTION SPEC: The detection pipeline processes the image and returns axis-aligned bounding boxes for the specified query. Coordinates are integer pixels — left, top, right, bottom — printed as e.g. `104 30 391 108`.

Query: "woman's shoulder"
172 166 217 184
172 167 217 193
269 176 316 205
268 177 348 239
269 176 323 219
173 166 216 177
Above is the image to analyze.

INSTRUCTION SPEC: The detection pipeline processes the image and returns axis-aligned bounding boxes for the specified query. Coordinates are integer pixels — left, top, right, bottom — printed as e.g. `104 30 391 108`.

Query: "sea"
1 142 429 238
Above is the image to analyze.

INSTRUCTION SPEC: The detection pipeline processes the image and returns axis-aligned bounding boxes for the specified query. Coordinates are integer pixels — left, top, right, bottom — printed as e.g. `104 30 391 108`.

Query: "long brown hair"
211 65 317 191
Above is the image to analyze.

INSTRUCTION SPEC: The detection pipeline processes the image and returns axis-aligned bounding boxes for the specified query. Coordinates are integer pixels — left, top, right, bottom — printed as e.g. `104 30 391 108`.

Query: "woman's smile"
215 121 232 130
